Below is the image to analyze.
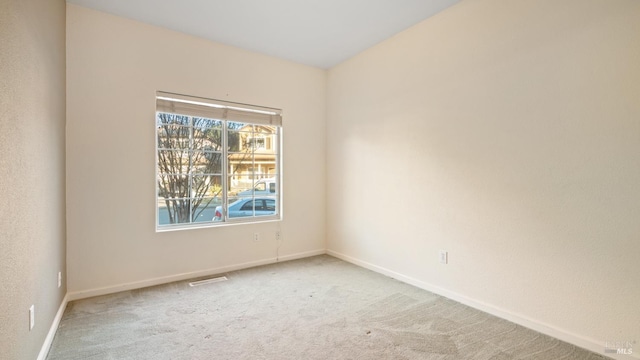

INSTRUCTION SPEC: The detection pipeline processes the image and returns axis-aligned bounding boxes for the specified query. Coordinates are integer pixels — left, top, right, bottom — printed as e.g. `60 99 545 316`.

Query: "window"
156 92 281 229
247 136 266 150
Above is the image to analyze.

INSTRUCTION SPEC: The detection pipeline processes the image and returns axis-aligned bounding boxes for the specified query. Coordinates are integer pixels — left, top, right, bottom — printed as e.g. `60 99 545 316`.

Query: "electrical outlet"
275 231 281 242
253 233 260 242
439 250 448 264
58 271 62 288
29 305 35 330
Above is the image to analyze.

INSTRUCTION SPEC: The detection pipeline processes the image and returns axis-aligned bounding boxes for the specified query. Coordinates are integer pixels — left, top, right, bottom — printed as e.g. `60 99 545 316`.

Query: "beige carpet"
47 255 609 359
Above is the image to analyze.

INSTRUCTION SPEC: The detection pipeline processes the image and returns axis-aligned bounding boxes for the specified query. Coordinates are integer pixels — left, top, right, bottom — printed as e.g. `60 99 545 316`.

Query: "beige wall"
0 0 67 359
66 4 326 295
327 0 639 355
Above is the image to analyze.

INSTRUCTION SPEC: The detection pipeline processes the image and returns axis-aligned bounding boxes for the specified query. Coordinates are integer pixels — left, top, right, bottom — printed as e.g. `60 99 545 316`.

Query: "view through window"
156 92 281 229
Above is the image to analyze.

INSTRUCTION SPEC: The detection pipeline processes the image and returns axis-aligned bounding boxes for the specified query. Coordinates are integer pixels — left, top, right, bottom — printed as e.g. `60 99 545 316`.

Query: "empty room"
1 0 638 359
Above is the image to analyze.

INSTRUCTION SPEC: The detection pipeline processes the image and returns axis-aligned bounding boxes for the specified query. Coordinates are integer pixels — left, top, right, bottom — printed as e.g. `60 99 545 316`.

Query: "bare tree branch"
157 114 261 224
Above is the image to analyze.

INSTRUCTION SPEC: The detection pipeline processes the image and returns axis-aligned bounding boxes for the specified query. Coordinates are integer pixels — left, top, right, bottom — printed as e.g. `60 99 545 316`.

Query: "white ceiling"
66 0 461 69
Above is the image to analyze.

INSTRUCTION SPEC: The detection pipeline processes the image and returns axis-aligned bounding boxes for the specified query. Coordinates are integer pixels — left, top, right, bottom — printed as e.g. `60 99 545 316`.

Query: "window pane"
192 117 222 129
226 197 252 219
247 197 277 217
238 130 255 152
228 126 255 189
157 150 190 175
157 114 191 152
157 198 192 225
228 152 254 177
191 175 222 199
247 137 265 150
264 198 276 212
227 121 248 153
157 174 190 198
157 199 172 226
255 197 277 217
228 174 254 197
227 121 247 131
191 151 222 174
157 113 190 126
239 200 254 211
193 129 222 151
254 154 277 178
191 197 221 223
157 125 190 150
254 181 266 192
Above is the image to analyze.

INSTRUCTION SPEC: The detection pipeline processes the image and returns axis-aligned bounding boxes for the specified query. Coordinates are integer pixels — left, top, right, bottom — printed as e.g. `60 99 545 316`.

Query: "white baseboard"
276 249 326 262
67 249 326 301
37 293 69 360
326 249 638 360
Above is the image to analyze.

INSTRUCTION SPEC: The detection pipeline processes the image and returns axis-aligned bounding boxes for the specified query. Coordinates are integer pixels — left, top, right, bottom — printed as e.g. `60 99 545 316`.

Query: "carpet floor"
46 255 609 359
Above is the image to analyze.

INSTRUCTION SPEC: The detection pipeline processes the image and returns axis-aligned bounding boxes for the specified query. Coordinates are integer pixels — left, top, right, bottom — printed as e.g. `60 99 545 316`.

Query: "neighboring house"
228 124 278 191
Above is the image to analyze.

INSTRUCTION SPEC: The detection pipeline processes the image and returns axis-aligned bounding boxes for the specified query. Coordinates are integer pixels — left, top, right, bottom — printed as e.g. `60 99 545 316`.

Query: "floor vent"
189 276 228 287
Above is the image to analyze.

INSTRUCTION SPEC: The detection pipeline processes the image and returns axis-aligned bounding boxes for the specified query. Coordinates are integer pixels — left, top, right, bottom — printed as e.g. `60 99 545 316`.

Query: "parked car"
213 197 276 221
237 177 277 197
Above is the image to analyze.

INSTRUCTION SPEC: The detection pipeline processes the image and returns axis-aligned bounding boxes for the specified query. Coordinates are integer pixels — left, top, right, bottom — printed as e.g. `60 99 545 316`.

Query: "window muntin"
156 92 281 230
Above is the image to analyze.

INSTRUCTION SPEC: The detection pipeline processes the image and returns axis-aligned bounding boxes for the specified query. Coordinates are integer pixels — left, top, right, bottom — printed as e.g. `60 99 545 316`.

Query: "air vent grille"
189 276 228 287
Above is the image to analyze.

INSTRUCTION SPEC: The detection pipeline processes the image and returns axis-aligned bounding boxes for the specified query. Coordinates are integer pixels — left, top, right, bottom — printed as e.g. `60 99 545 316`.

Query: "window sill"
155 216 282 233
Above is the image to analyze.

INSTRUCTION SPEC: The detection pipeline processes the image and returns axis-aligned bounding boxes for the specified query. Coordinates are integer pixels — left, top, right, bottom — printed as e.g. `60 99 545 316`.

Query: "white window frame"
155 91 282 231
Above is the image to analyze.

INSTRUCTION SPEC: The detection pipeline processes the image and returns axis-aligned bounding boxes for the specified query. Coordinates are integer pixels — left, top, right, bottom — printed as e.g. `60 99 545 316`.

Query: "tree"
156 113 252 224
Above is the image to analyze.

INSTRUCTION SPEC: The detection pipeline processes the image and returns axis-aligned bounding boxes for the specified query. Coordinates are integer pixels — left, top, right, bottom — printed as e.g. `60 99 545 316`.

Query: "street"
157 205 219 225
